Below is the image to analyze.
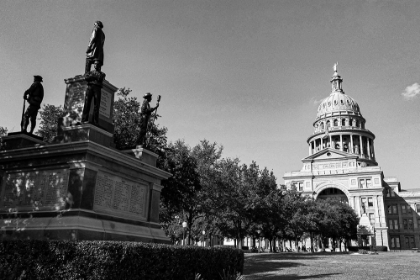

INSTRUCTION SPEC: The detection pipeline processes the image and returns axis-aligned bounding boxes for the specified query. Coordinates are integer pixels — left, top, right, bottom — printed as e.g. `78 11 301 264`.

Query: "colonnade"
308 133 375 160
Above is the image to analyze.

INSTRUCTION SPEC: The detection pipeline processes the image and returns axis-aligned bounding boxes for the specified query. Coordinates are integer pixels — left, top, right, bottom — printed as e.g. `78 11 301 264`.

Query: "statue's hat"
34 75 43 82
143 92 152 98
95 21 103 28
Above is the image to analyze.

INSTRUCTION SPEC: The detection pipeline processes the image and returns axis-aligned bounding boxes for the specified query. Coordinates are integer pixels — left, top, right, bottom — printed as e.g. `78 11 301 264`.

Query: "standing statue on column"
81 61 106 125
136 93 159 147
85 21 105 74
21 75 44 134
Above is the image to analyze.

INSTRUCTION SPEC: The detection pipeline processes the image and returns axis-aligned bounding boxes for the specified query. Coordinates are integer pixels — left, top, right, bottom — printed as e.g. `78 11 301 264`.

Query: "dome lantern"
331 62 343 93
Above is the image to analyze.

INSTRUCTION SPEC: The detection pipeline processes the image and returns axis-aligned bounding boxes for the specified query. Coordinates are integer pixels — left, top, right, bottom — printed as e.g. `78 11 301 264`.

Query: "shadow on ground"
246 273 340 279
244 252 347 279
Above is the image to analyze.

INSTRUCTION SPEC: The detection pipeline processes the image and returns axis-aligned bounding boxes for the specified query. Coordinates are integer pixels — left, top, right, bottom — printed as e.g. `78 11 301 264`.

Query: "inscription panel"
1 169 69 210
99 91 112 118
93 172 148 220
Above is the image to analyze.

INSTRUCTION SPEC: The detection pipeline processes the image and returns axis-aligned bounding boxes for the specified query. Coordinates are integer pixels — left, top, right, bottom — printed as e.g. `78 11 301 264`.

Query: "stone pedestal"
61 75 117 134
0 76 171 243
0 132 45 150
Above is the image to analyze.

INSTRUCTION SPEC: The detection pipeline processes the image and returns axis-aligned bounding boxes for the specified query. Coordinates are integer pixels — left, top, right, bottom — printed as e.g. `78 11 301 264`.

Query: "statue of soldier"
21 75 44 134
136 93 159 147
81 61 106 125
85 21 105 74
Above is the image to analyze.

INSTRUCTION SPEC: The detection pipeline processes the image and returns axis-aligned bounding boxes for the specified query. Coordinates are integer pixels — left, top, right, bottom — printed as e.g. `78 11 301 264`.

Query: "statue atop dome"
331 62 343 92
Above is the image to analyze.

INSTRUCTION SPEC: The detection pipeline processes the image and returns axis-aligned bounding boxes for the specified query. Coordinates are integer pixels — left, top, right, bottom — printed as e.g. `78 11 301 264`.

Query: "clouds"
310 97 324 105
402 83 420 100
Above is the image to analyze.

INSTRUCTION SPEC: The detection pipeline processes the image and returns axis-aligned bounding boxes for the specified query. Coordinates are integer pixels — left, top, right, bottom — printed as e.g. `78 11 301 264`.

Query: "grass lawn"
243 251 420 279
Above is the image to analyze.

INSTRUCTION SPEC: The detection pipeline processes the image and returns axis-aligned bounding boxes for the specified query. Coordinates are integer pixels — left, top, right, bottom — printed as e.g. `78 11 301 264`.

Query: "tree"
159 140 201 245
0 126 7 136
37 105 65 142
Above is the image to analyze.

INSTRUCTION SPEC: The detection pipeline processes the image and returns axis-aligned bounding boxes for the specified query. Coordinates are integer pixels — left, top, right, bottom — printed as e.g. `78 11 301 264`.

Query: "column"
340 134 343 151
373 195 380 227
309 143 312 155
378 197 387 226
367 138 371 159
348 196 354 209
355 196 361 216
371 140 375 160
350 135 354 153
359 135 364 157
329 135 332 148
321 137 323 150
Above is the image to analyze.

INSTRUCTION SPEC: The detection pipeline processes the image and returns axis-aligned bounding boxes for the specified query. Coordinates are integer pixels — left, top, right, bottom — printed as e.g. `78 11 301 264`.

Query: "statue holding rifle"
21 75 44 134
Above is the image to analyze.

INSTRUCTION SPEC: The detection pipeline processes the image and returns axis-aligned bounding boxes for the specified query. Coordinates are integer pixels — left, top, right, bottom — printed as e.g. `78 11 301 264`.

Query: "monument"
0 21 171 243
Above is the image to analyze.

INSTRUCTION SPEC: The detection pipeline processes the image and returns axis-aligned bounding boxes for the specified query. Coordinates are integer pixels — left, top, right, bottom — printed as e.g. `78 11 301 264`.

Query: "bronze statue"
85 21 105 74
21 75 44 134
136 93 160 146
81 61 106 125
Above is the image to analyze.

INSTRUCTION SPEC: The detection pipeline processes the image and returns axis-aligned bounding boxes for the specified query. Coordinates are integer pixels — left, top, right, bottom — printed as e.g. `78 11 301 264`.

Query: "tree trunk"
320 235 325 252
310 232 314 253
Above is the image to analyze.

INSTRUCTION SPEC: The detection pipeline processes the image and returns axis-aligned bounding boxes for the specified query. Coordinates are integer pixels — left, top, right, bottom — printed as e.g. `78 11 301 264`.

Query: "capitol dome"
317 91 361 117
307 64 376 164
316 65 362 118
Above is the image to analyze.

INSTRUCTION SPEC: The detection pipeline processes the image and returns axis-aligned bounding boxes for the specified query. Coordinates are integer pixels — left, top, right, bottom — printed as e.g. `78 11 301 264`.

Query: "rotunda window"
326 120 331 127
321 122 324 130
347 100 350 105
342 119 346 126
328 102 331 106
341 100 344 105
334 100 338 105
333 119 338 126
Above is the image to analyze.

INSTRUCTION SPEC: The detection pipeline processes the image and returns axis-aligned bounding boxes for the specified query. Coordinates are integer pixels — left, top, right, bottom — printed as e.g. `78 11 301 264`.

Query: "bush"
375 246 388 251
0 240 244 280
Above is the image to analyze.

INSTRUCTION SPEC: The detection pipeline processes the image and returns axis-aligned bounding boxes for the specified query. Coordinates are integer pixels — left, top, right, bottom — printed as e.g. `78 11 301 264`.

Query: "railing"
312 126 372 135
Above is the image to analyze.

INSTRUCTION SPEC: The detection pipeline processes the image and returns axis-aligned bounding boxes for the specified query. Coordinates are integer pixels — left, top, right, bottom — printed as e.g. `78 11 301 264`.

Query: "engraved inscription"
93 172 148 219
1 169 69 209
99 91 112 118
94 174 114 208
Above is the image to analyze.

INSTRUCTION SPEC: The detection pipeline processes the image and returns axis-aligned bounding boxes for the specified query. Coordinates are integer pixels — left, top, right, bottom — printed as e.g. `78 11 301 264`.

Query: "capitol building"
283 65 420 250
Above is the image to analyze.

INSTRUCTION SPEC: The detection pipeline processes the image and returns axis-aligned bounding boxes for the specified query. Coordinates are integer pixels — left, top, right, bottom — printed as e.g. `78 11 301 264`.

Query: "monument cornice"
0 141 172 180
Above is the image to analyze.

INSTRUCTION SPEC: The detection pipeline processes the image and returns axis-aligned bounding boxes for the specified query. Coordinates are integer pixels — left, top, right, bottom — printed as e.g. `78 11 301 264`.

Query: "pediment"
302 148 357 162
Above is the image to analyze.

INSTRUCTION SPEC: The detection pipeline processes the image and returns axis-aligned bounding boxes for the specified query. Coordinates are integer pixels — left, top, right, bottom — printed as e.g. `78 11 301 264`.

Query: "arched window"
341 100 344 105
355 120 359 127
326 120 331 127
341 119 346 126
349 119 353 126
321 122 325 130
333 119 338 126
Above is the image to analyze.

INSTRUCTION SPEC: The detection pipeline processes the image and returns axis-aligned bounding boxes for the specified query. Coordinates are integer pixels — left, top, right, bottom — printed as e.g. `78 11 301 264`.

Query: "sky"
0 0 419 189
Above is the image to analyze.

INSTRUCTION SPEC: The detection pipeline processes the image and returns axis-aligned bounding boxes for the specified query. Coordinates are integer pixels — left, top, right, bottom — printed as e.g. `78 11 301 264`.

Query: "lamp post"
182 221 187 246
202 230 206 247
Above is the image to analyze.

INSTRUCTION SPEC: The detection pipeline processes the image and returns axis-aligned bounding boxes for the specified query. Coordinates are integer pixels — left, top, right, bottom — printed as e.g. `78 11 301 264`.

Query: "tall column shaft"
340 134 343 151
367 138 371 159
359 135 363 156
350 135 354 153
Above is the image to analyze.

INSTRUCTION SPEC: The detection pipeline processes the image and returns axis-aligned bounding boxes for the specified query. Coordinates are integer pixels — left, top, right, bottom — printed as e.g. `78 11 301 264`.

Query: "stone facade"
283 66 420 250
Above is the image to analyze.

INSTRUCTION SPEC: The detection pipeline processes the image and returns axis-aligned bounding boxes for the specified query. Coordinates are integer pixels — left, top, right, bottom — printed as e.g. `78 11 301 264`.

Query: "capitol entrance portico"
316 186 348 204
